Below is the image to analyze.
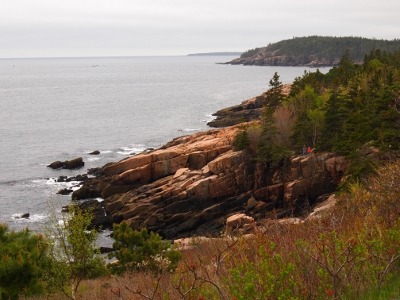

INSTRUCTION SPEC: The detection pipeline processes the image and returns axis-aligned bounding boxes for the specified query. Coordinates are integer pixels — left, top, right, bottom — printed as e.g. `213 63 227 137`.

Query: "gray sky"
1 0 399 58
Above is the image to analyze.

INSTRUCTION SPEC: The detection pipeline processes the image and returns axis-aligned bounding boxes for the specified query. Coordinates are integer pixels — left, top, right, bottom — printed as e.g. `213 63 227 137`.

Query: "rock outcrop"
226 213 255 235
62 199 111 229
226 50 341 67
73 125 348 239
48 157 85 169
21 213 30 219
207 84 292 128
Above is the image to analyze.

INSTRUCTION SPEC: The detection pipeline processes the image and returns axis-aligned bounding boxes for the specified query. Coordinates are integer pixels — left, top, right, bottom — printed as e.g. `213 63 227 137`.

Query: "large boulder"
48 157 84 169
226 213 255 234
72 186 101 200
64 200 111 229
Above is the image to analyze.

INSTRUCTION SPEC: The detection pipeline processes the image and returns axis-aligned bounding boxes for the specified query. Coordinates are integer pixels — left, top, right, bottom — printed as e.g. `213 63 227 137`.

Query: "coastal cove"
0 56 330 241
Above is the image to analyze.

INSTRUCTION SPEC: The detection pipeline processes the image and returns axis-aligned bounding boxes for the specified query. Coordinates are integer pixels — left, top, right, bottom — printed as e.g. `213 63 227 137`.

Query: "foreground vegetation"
3 159 398 299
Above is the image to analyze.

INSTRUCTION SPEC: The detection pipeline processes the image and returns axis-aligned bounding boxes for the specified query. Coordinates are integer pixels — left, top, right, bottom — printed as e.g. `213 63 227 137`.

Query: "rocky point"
72 124 348 240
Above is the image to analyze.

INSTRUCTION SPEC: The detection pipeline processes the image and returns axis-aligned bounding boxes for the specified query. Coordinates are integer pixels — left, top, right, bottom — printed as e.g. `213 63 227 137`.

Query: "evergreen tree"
264 72 284 106
0 224 50 300
109 223 182 275
257 106 288 166
337 49 358 86
318 89 345 151
233 124 251 150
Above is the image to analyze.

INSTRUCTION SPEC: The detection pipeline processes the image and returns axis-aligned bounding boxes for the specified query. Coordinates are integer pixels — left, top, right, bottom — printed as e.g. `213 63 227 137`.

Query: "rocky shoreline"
50 88 348 240
62 125 347 241
225 50 343 67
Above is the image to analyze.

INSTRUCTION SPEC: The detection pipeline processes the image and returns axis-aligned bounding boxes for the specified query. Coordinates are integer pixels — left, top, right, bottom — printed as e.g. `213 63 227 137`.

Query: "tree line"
240 36 400 63
234 47 400 179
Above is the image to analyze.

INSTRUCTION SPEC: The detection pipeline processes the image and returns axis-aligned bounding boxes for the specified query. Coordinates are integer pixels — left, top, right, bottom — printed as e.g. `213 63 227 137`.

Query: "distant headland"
188 52 242 56
225 36 400 67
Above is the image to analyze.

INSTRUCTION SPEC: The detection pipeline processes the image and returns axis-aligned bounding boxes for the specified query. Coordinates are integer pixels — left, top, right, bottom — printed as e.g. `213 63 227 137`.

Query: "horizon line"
0 53 243 60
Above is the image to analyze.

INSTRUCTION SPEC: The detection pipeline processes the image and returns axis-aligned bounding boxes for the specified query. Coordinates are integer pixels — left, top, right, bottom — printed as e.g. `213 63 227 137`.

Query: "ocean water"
0 55 329 240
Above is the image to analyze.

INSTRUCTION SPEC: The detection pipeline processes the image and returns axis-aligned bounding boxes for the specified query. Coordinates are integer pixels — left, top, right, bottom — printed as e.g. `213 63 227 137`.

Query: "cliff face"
74 125 348 239
227 50 340 67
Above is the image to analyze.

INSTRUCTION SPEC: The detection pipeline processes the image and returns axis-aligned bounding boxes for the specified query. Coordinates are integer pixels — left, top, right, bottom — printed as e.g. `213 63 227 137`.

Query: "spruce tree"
257 106 288 166
264 72 284 106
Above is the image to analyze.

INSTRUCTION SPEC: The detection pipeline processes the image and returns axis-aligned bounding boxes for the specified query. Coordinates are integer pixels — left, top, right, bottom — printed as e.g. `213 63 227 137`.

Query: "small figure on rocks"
302 144 307 156
307 147 312 156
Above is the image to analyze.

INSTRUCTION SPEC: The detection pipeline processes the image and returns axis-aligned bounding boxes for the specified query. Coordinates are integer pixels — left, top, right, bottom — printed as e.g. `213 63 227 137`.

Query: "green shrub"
233 125 250 150
108 222 182 275
42 204 107 299
227 244 296 300
0 224 50 300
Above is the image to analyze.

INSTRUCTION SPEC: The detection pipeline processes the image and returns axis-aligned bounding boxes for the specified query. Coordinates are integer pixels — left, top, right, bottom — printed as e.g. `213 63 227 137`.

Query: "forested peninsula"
226 36 400 66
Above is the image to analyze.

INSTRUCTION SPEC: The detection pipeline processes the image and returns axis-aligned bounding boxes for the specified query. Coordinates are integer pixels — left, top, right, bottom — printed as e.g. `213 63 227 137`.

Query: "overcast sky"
1 0 399 58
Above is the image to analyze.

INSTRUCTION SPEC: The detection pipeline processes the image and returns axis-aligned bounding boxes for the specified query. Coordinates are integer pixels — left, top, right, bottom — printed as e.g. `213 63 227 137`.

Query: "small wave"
122 145 146 151
203 114 217 122
88 157 100 162
117 145 146 156
30 178 57 188
101 150 113 154
117 150 133 155
0 180 19 186
183 128 201 132
12 213 47 223
31 178 82 192
45 178 56 184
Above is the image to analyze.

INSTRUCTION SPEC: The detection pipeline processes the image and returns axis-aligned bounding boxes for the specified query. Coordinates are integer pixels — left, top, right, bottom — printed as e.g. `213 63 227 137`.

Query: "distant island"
188 52 242 56
226 36 400 67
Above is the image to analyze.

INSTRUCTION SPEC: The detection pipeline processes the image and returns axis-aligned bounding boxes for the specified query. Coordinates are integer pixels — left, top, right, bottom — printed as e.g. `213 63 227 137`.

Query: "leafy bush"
227 245 296 300
43 204 107 299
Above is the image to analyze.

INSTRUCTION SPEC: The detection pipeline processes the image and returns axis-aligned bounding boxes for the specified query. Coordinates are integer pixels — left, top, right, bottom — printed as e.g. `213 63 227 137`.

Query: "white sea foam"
202 113 216 123
184 128 200 132
45 178 57 185
116 150 133 155
37 178 81 189
117 144 146 155
12 213 48 223
88 157 100 162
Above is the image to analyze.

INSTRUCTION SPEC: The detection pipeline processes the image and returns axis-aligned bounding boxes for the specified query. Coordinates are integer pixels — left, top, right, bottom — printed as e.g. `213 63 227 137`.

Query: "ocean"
0 55 329 244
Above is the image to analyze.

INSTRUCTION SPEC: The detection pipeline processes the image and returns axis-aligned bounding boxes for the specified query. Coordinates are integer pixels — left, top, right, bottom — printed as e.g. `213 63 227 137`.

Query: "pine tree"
233 124 251 150
0 224 50 300
108 222 182 275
